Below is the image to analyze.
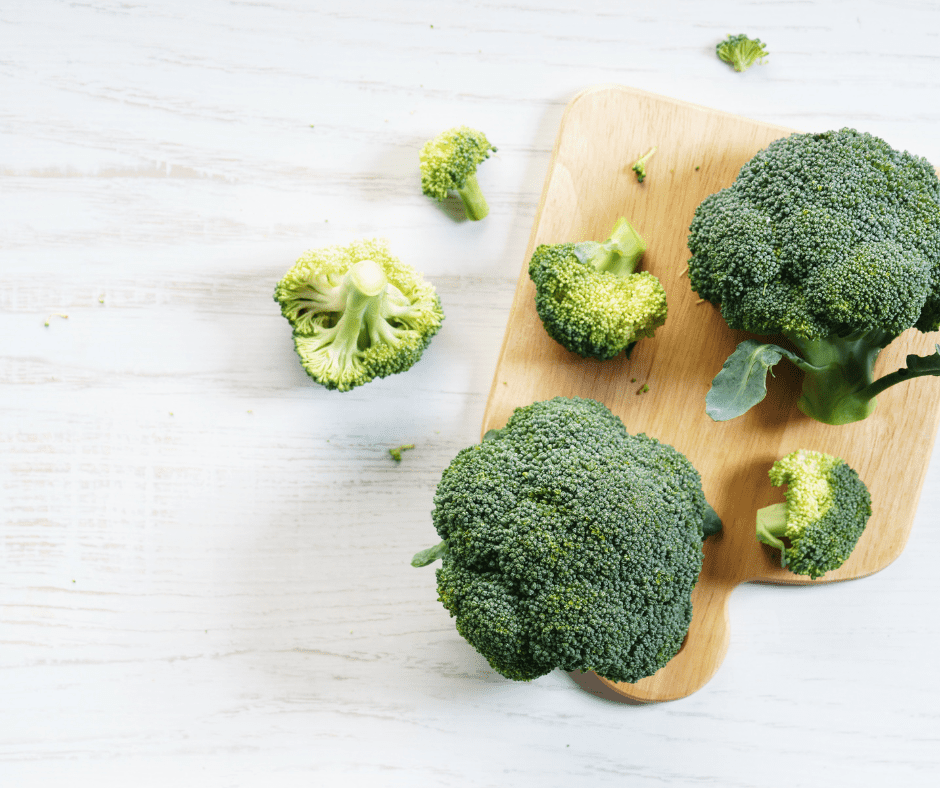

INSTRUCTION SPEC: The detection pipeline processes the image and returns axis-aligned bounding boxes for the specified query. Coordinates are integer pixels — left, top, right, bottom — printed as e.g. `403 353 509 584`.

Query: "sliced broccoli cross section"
274 238 444 391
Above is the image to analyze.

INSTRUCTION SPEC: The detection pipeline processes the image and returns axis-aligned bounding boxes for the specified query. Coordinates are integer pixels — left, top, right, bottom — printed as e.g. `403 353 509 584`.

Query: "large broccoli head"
688 128 940 339
756 449 872 579
274 238 444 392
528 218 668 360
415 396 718 684
689 129 940 425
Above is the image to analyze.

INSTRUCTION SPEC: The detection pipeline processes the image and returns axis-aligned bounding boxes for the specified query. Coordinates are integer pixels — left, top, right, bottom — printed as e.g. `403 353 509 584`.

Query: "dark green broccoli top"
688 128 940 341
428 397 713 684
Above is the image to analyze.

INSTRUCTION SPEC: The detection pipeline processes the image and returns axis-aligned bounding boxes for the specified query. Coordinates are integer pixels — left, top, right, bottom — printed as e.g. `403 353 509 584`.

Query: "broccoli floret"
274 238 444 392
631 146 657 183
528 218 668 360
412 396 721 684
688 128 940 424
389 443 415 462
420 126 496 221
756 449 872 579
715 34 768 72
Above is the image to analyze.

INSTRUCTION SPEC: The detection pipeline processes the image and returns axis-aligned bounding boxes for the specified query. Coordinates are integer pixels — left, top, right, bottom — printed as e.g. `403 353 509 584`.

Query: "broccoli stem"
321 260 389 370
575 217 647 277
411 540 448 567
786 330 891 425
755 502 788 559
456 173 489 221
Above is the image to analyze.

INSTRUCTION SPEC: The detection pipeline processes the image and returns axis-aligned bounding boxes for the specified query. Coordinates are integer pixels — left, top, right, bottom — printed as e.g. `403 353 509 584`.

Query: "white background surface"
2 1 940 785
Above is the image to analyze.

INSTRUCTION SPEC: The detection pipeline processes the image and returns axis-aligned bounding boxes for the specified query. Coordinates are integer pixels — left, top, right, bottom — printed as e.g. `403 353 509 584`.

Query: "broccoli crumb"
389 443 415 462
44 313 69 326
716 34 768 73
636 383 650 395
631 146 657 183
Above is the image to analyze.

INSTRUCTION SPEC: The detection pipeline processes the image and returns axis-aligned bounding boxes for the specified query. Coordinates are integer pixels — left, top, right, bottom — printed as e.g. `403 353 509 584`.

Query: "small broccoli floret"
716 34 768 72
631 146 657 183
528 218 668 360
689 128 940 424
756 449 872 579
420 126 496 221
389 443 415 462
412 396 720 684
274 238 444 392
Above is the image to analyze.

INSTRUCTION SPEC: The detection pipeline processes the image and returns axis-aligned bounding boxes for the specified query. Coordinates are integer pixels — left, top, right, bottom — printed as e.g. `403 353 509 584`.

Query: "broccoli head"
412 396 721 684
528 218 668 360
688 128 940 424
420 126 496 221
274 238 444 392
756 449 872 579
715 34 769 72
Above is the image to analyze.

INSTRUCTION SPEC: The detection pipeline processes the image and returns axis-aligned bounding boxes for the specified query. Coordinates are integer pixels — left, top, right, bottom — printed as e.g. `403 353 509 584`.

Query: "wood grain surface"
483 85 940 701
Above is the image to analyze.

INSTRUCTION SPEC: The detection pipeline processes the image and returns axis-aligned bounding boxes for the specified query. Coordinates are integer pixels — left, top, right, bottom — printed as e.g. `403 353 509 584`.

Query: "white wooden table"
2 1 939 785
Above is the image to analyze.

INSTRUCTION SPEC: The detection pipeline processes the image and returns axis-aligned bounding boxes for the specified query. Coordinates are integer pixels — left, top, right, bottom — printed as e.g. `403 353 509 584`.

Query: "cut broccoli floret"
274 238 444 392
420 126 496 221
756 449 872 579
528 218 668 360
631 146 657 183
716 34 768 72
412 396 720 684
688 128 940 424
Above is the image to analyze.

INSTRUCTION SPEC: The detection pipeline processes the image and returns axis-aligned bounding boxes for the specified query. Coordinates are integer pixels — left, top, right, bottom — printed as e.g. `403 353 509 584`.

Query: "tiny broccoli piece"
631 146 657 183
420 126 496 221
716 34 768 72
689 128 940 424
756 449 872 579
274 238 444 392
389 443 415 462
412 396 720 684
528 217 668 360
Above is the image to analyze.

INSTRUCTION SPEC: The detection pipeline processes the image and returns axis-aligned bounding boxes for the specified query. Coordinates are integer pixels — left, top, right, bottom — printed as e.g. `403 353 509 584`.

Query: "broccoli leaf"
706 339 806 421
411 540 448 567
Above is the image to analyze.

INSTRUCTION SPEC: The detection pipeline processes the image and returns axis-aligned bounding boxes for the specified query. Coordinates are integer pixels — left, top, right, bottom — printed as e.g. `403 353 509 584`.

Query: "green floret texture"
528 218 668 360
689 128 940 424
418 396 717 684
420 126 496 221
756 449 872 579
273 238 444 392
715 34 768 72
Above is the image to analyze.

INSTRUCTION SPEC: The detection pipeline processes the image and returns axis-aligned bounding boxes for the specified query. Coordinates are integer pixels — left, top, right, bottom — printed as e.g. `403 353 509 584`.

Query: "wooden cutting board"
481 85 940 702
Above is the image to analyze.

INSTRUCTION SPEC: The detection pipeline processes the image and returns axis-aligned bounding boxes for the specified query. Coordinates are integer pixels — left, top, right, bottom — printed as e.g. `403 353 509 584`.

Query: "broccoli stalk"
575 216 646 274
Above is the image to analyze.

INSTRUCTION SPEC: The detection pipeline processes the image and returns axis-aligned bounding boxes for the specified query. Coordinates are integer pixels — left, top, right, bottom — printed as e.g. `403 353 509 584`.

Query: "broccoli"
389 443 415 462
688 128 940 424
411 396 721 684
715 34 768 72
420 126 496 221
528 218 668 360
756 449 872 579
631 146 657 183
274 238 444 392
